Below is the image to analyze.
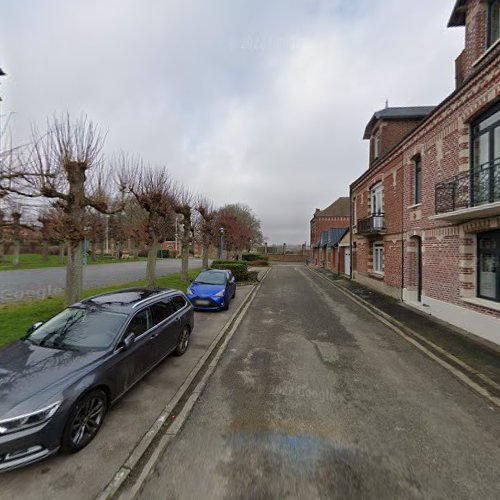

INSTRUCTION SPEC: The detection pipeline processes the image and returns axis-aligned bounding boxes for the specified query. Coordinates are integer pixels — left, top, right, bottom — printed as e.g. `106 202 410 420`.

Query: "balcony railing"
435 158 500 214
357 213 385 235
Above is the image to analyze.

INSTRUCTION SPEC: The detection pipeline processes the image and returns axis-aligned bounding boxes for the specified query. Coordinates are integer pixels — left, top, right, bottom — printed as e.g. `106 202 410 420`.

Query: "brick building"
351 0 500 344
310 197 350 267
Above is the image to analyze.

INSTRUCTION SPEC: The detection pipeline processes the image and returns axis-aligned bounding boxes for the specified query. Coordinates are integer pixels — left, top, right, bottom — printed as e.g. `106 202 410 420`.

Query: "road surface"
0 259 204 303
137 264 500 499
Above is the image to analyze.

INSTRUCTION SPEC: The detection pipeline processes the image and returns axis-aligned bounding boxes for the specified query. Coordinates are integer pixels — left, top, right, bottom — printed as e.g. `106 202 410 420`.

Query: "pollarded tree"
173 184 195 283
196 196 216 269
21 114 122 305
123 159 176 287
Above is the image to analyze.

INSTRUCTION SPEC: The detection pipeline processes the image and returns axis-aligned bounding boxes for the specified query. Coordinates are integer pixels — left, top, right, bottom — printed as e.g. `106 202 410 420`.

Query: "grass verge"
0 269 201 349
0 254 149 272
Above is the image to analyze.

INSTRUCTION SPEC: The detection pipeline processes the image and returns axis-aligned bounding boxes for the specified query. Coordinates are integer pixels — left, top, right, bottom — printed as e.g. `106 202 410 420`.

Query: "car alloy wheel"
175 326 190 356
62 390 107 453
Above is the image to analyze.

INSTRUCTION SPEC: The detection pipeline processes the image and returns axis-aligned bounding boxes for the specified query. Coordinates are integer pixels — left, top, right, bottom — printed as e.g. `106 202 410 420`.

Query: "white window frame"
370 183 384 215
373 242 384 275
373 129 380 159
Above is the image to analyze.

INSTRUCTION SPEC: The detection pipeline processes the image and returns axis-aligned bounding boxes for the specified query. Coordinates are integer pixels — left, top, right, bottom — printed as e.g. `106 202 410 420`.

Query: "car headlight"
187 286 193 295
214 289 225 297
0 401 62 435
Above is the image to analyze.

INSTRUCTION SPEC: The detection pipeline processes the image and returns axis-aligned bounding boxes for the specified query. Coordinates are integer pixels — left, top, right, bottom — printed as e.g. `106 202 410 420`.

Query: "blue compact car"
186 269 236 311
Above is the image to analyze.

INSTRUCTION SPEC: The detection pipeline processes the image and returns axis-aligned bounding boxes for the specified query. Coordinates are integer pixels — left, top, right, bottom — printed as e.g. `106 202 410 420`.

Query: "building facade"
351 0 500 344
310 197 350 266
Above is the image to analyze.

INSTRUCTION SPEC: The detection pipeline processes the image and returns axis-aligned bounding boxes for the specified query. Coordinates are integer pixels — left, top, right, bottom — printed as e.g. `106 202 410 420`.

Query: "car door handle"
150 332 159 340
175 317 181 322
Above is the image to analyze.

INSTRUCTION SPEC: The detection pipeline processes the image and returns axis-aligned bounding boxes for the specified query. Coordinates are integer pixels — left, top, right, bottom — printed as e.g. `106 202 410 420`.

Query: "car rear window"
150 301 176 325
172 295 187 311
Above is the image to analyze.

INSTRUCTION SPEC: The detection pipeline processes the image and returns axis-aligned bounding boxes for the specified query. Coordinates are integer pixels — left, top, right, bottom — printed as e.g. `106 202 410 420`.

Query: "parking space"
0 286 253 500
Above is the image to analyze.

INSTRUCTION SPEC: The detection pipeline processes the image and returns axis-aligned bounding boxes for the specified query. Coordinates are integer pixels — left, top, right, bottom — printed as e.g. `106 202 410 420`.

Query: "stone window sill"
369 272 385 280
407 203 422 210
462 297 500 313
472 38 500 67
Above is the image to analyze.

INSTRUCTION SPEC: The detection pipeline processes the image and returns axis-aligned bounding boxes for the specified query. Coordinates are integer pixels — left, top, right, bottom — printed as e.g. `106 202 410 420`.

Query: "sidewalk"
313 267 500 399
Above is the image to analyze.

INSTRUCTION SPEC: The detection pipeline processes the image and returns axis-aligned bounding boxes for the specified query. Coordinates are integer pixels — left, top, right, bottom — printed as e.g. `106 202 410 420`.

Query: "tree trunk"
58 242 65 264
0 241 4 262
42 241 49 262
145 239 158 288
180 220 191 282
91 239 97 262
116 240 122 260
65 240 83 306
100 239 105 257
202 244 209 269
13 240 20 266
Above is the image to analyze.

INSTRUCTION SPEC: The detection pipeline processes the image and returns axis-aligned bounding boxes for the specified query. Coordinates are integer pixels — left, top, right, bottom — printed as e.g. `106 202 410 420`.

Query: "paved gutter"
310 267 500 403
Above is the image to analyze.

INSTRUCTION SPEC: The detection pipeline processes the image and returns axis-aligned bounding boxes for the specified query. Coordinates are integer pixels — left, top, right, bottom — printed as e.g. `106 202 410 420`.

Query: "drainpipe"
349 184 353 280
401 159 405 302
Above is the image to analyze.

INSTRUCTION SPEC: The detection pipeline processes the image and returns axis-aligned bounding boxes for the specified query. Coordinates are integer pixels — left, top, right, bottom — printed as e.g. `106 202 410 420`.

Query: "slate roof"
313 197 350 219
448 0 467 27
319 231 329 247
363 106 435 139
327 227 349 248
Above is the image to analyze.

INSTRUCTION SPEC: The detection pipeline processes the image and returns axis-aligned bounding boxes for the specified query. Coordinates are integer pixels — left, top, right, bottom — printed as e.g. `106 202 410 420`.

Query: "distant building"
310 197 350 268
350 0 500 344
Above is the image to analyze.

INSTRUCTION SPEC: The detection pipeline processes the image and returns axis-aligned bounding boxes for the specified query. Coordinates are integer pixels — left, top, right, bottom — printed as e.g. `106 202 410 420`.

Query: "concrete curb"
96 268 270 500
308 268 500 409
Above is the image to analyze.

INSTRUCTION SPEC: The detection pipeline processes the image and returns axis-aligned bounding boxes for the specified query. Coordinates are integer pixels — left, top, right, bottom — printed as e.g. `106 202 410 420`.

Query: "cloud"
0 0 463 242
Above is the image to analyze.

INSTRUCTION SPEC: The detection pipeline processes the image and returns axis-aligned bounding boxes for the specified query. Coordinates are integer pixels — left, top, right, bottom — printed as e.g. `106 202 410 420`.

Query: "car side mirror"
26 321 43 336
122 333 135 350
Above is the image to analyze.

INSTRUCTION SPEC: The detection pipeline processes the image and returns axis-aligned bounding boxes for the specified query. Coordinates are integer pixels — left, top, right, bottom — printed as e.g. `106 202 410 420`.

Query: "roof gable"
314 197 350 218
363 106 435 139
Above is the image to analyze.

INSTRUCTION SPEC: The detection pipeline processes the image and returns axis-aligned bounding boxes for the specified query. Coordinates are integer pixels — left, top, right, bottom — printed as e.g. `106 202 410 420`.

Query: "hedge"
211 260 248 270
211 261 249 281
242 253 268 262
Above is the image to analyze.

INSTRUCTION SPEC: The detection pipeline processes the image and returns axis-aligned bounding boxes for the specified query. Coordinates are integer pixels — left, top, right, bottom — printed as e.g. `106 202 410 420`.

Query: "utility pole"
219 227 224 260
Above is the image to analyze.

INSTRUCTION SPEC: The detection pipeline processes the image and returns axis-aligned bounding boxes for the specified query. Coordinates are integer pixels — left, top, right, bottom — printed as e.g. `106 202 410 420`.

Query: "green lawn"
0 269 201 349
0 254 148 272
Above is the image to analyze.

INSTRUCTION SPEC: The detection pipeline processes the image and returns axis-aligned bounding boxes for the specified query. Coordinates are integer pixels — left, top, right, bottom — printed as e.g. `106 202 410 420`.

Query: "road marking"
308 268 500 410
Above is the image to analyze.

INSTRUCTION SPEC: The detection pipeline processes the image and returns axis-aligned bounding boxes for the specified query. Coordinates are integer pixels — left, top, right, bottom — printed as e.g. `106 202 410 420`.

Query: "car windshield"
194 272 226 285
27 307 128 351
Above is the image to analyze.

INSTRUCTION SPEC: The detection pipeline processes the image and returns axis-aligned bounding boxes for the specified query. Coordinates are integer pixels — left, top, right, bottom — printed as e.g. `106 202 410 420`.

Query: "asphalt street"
0 286 252 499
137 264 500 500
0 259 204 303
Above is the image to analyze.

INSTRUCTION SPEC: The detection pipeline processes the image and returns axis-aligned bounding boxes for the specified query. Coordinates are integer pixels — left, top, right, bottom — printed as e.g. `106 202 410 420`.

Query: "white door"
344 248 351 275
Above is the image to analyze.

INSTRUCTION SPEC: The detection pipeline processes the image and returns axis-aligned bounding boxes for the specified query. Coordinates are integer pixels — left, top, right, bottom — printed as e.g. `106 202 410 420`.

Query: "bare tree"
21 114 121 305
123 158 175 287
173 184 195 283
196 196 216 269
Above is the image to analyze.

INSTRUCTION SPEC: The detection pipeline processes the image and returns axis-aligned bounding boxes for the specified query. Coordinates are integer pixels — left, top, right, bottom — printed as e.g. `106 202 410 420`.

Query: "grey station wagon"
0 287 194 472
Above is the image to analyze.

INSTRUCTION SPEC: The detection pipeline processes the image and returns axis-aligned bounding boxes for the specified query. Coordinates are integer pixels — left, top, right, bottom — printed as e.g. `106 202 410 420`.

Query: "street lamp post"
0 67 6 149
219 227 224 260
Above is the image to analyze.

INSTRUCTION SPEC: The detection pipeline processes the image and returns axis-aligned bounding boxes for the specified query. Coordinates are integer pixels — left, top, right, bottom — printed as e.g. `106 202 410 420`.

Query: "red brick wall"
351 39 500 320
462 0 488 80
310 216 349 245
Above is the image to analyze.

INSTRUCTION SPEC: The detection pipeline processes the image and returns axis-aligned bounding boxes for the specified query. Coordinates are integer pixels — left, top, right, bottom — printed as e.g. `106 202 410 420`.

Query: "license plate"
196 299 211 306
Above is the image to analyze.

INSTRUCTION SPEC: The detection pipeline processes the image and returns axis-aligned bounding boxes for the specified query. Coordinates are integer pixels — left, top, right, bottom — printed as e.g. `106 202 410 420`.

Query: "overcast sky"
1 0 463 244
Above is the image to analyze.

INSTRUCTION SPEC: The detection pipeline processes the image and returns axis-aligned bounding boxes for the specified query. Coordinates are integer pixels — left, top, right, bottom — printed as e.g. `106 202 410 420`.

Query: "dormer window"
489 0 500 47
373 129 380 159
